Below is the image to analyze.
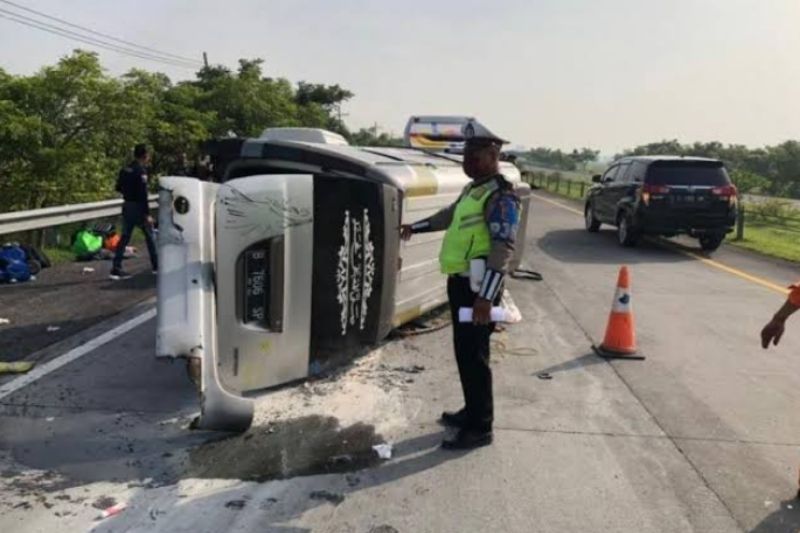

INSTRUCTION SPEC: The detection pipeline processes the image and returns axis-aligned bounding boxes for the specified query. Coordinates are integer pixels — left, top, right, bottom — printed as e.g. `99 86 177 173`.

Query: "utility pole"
203 52 209 68
336 103 348 125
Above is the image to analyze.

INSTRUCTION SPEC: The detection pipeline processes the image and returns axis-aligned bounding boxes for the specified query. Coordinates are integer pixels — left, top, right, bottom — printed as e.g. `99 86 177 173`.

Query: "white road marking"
0 308 157 401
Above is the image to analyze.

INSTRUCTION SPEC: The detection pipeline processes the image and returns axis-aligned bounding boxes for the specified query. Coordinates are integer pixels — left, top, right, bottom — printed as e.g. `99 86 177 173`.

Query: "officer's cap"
462 119 508 148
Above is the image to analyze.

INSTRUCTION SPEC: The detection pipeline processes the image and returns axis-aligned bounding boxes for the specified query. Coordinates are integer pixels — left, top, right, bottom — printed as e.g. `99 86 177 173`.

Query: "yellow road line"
667 246 789 295
530 193 791 296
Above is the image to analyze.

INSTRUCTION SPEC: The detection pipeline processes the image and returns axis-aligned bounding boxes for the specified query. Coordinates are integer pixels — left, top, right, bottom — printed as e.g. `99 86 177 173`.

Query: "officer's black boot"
439 408 468 428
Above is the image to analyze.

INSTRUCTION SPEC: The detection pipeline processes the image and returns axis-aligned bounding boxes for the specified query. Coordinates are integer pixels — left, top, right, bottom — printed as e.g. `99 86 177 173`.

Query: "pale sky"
1 0 798 154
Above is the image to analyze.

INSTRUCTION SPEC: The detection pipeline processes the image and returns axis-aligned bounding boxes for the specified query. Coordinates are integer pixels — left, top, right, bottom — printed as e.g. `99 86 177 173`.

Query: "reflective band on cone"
593 266 645 361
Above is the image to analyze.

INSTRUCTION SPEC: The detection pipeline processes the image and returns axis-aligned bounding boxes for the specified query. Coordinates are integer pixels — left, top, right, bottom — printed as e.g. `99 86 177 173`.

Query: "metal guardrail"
0 195 158 236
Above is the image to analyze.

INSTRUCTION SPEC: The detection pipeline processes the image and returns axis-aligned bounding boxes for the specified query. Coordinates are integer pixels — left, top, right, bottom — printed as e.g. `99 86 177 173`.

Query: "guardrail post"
555 176 561 194
580 182 586 198
567 180 572 196
735 204 745 241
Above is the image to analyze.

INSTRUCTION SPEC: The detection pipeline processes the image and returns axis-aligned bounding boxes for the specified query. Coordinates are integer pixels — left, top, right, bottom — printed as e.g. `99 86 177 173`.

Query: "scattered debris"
46 326 61 333
764 500 773 507
788 504 794 510
499 290 523 323
0 361 35 375
394 365 425 374
225 499 247 510
13 501 32 510
98 502 127 520
45 417 55 422
369 526 399 533
345 474 360 487
81 267 95 274
537 372 553 380
258 498 278 510
331 454 353 466
372 443 393 460
309 490 345 505
92 496 117 510
0 318 10 325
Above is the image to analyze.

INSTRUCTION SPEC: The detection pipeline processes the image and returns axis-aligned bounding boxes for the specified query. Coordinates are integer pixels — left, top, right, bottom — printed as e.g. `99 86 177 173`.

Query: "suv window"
645 160 731 186
602 165 619 183
616 162 632 183
629 161 648 183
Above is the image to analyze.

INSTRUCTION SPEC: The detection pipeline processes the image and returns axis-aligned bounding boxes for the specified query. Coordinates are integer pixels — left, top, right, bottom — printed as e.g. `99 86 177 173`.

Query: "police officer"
110 144 158 280
401 119 520 450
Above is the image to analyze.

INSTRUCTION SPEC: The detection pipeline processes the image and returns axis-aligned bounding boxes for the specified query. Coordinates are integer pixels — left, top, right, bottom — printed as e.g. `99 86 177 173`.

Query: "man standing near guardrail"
110 143 158 280
401 119 520 450
760 284 800 349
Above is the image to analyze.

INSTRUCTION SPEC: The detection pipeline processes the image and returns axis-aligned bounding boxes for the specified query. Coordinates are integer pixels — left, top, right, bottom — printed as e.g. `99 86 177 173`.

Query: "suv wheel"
617 213 640 247
585 203 601 232
699 234 724 252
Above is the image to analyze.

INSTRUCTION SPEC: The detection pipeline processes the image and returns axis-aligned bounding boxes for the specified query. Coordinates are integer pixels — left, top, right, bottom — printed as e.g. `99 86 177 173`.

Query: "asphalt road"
1 190 799 532
0 254 155 362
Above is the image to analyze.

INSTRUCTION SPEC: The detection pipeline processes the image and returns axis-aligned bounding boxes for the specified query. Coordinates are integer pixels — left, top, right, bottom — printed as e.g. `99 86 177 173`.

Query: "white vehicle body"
157 129 531 431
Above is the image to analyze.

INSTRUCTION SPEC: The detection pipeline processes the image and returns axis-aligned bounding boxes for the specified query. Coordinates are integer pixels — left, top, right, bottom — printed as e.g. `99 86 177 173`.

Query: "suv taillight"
712 185 738 207
641 184 670 205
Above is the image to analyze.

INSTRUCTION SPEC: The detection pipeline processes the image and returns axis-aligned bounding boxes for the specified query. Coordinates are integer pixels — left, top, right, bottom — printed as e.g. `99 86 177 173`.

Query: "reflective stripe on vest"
439 179 500 274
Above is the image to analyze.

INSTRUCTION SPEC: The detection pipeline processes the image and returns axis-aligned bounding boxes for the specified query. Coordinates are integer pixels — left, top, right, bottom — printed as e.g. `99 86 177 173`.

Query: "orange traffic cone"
593 266 645 360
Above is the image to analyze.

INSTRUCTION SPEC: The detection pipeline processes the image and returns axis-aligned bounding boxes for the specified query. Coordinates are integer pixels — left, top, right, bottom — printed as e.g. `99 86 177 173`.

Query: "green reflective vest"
439 178 500 274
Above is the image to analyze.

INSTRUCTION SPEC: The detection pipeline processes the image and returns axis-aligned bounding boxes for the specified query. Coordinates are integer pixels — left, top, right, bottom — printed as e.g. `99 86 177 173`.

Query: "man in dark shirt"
110 144 158 280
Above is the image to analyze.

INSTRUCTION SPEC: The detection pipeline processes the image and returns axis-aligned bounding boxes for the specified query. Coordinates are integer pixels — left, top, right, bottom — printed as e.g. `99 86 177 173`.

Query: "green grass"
41 247 77 266
530 175 588 202
518 164 592 183
728 220 800 262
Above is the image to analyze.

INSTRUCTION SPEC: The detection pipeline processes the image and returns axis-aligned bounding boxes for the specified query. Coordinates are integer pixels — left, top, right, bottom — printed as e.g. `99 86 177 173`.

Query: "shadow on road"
532 352 605 377
537 228 694 265
749 498 800 533
0 255 155 361
96 428 460 532
0 314 111 363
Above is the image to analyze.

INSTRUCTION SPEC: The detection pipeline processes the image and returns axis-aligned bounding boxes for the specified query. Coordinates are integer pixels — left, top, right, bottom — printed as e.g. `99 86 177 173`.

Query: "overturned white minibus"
156 124 532 431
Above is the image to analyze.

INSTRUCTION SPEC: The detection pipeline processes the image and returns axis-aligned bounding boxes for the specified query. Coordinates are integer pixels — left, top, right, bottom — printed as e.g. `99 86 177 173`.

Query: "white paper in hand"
458 307 508 323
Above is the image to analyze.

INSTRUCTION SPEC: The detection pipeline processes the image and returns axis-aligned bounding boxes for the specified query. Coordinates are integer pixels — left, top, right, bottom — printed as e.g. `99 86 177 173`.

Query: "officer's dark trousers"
113 201 158 271
447 275 498 432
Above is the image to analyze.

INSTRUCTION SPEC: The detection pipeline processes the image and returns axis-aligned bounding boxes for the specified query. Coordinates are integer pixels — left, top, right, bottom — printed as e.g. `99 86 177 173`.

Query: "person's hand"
400 225 414 241
473 298 492 325
761 317 786 349
146 215 155 226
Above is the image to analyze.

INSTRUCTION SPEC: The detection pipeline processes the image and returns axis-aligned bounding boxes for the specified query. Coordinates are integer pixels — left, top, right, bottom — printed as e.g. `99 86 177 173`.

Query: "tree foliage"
618 140 800 196
522 147 600 171
0 50 354 212
347 127 404 147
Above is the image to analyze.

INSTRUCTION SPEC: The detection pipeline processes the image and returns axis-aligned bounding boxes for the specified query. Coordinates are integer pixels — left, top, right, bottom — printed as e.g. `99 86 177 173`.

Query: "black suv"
584 156 738 251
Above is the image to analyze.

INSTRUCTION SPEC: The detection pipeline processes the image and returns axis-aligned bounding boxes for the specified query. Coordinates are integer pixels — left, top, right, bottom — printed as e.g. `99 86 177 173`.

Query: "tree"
348 126 403 147
0 50 145 211
0 50 358 212
618 139 800 198
569 148 600 170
